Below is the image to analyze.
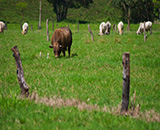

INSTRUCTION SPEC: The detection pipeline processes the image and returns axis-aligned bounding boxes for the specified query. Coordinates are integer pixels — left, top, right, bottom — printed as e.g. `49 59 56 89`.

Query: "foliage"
47 0 93 22
0 0 54 23
111 0 154 23
16 2 28 21
153 0 160 19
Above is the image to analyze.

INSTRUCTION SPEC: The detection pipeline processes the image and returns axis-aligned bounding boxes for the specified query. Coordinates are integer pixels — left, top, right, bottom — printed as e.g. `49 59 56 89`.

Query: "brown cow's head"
49 42 62 58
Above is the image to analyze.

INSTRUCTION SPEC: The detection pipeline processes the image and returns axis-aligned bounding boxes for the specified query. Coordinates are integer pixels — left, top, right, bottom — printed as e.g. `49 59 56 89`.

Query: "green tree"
153 0 160 19
131 0 154 23
111 0 138 30
47 0 93 22
111 0 154 28
16 2 28 22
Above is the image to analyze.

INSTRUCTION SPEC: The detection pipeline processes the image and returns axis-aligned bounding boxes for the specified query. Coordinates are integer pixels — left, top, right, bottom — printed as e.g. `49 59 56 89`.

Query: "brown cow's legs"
68 46 71 57
62 51 65 57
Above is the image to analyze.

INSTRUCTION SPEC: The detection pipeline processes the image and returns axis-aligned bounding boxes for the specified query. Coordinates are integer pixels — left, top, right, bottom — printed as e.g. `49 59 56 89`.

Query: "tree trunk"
122 2 130 31
127 8 130 31
54 1 69 22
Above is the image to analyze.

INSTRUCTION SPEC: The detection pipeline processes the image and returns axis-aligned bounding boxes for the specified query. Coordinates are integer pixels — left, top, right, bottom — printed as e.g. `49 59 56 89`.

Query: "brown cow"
49 27 72 58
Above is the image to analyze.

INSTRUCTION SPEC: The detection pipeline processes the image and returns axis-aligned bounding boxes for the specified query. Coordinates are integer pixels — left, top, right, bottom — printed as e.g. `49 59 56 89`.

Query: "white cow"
99 21 111 35
136 21 152 35
118 21 124 35
106 21 111 35
0 21 5 33
22 22 29 34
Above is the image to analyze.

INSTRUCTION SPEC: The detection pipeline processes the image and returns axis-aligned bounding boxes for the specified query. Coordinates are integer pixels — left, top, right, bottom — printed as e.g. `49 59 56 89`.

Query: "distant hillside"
67 0 122 23
0 0 122 23
0 0 54 23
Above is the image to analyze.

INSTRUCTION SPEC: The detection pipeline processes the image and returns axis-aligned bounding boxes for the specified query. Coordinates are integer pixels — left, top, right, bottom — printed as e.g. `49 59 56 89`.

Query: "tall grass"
0 22 160 129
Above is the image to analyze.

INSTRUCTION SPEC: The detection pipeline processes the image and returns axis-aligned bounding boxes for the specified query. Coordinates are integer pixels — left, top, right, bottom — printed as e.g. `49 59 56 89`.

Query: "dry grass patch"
28 91 160 122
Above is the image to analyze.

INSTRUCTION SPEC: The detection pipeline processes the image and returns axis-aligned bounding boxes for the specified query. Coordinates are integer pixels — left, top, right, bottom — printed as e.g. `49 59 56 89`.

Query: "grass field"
0 21 160 129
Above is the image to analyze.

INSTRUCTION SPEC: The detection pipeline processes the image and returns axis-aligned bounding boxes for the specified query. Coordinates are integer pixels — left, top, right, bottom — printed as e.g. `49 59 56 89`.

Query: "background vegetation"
1 0 159 24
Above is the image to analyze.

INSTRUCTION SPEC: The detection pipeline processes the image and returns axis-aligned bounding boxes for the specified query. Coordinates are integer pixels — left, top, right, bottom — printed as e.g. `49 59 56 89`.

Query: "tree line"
48 0 159 25
0 0 160 24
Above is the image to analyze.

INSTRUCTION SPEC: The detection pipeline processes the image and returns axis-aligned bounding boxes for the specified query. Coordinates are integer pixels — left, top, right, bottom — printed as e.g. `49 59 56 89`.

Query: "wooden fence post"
113 24 116 31
77 21 79 32
88 24 94 41
46 19 49 41
11 45 29 97
5 21 7 30
144 21 147 42
31 24 33 30
20 21 22 30
121 52 130 114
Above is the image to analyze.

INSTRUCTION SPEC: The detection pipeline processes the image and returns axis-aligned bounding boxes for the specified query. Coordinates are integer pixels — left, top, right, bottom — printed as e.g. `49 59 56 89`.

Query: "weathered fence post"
11 45 29 97
88 24 94 41
5 21 7 30
46 19 49 41
113 24 116 31
144 21 147 42
121 52 130 114
77 21 79 32
20 21 22 30
31 24 33 30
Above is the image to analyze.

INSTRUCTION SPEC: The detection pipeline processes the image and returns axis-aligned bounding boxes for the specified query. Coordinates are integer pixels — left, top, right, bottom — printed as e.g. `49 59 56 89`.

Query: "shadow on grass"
71 53 78 57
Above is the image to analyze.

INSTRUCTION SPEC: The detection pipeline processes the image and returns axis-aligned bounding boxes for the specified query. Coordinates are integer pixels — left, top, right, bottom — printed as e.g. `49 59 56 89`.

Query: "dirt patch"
28 91 160 122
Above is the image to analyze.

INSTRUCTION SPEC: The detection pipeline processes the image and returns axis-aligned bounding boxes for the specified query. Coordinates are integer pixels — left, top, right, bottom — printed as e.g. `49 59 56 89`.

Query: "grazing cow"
118 21 124 35
0 21 5 33
136 21 152 35
49 27 72 58
99 21 111 35
105 21 111 35
22 22 29 34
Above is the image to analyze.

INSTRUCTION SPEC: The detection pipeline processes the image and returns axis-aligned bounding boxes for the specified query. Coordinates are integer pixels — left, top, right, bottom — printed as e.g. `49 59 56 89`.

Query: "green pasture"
0 22 160 129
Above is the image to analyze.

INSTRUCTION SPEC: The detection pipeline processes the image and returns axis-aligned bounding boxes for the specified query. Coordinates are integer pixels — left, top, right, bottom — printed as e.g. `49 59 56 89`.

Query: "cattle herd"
0 20 152 58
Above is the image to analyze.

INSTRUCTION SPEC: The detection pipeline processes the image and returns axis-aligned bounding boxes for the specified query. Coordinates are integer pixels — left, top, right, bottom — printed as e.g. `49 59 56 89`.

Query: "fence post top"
123 52 130 55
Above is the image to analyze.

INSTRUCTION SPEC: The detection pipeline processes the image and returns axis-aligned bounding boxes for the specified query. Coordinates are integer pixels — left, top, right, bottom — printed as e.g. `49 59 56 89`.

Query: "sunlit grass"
0 22 160 129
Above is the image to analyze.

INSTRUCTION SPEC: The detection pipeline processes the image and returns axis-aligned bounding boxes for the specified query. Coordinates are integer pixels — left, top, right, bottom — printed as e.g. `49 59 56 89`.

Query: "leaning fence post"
121 52 130 114
144 21 147 42
11 45 29 97
88 24 94 41
46 19 49 41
